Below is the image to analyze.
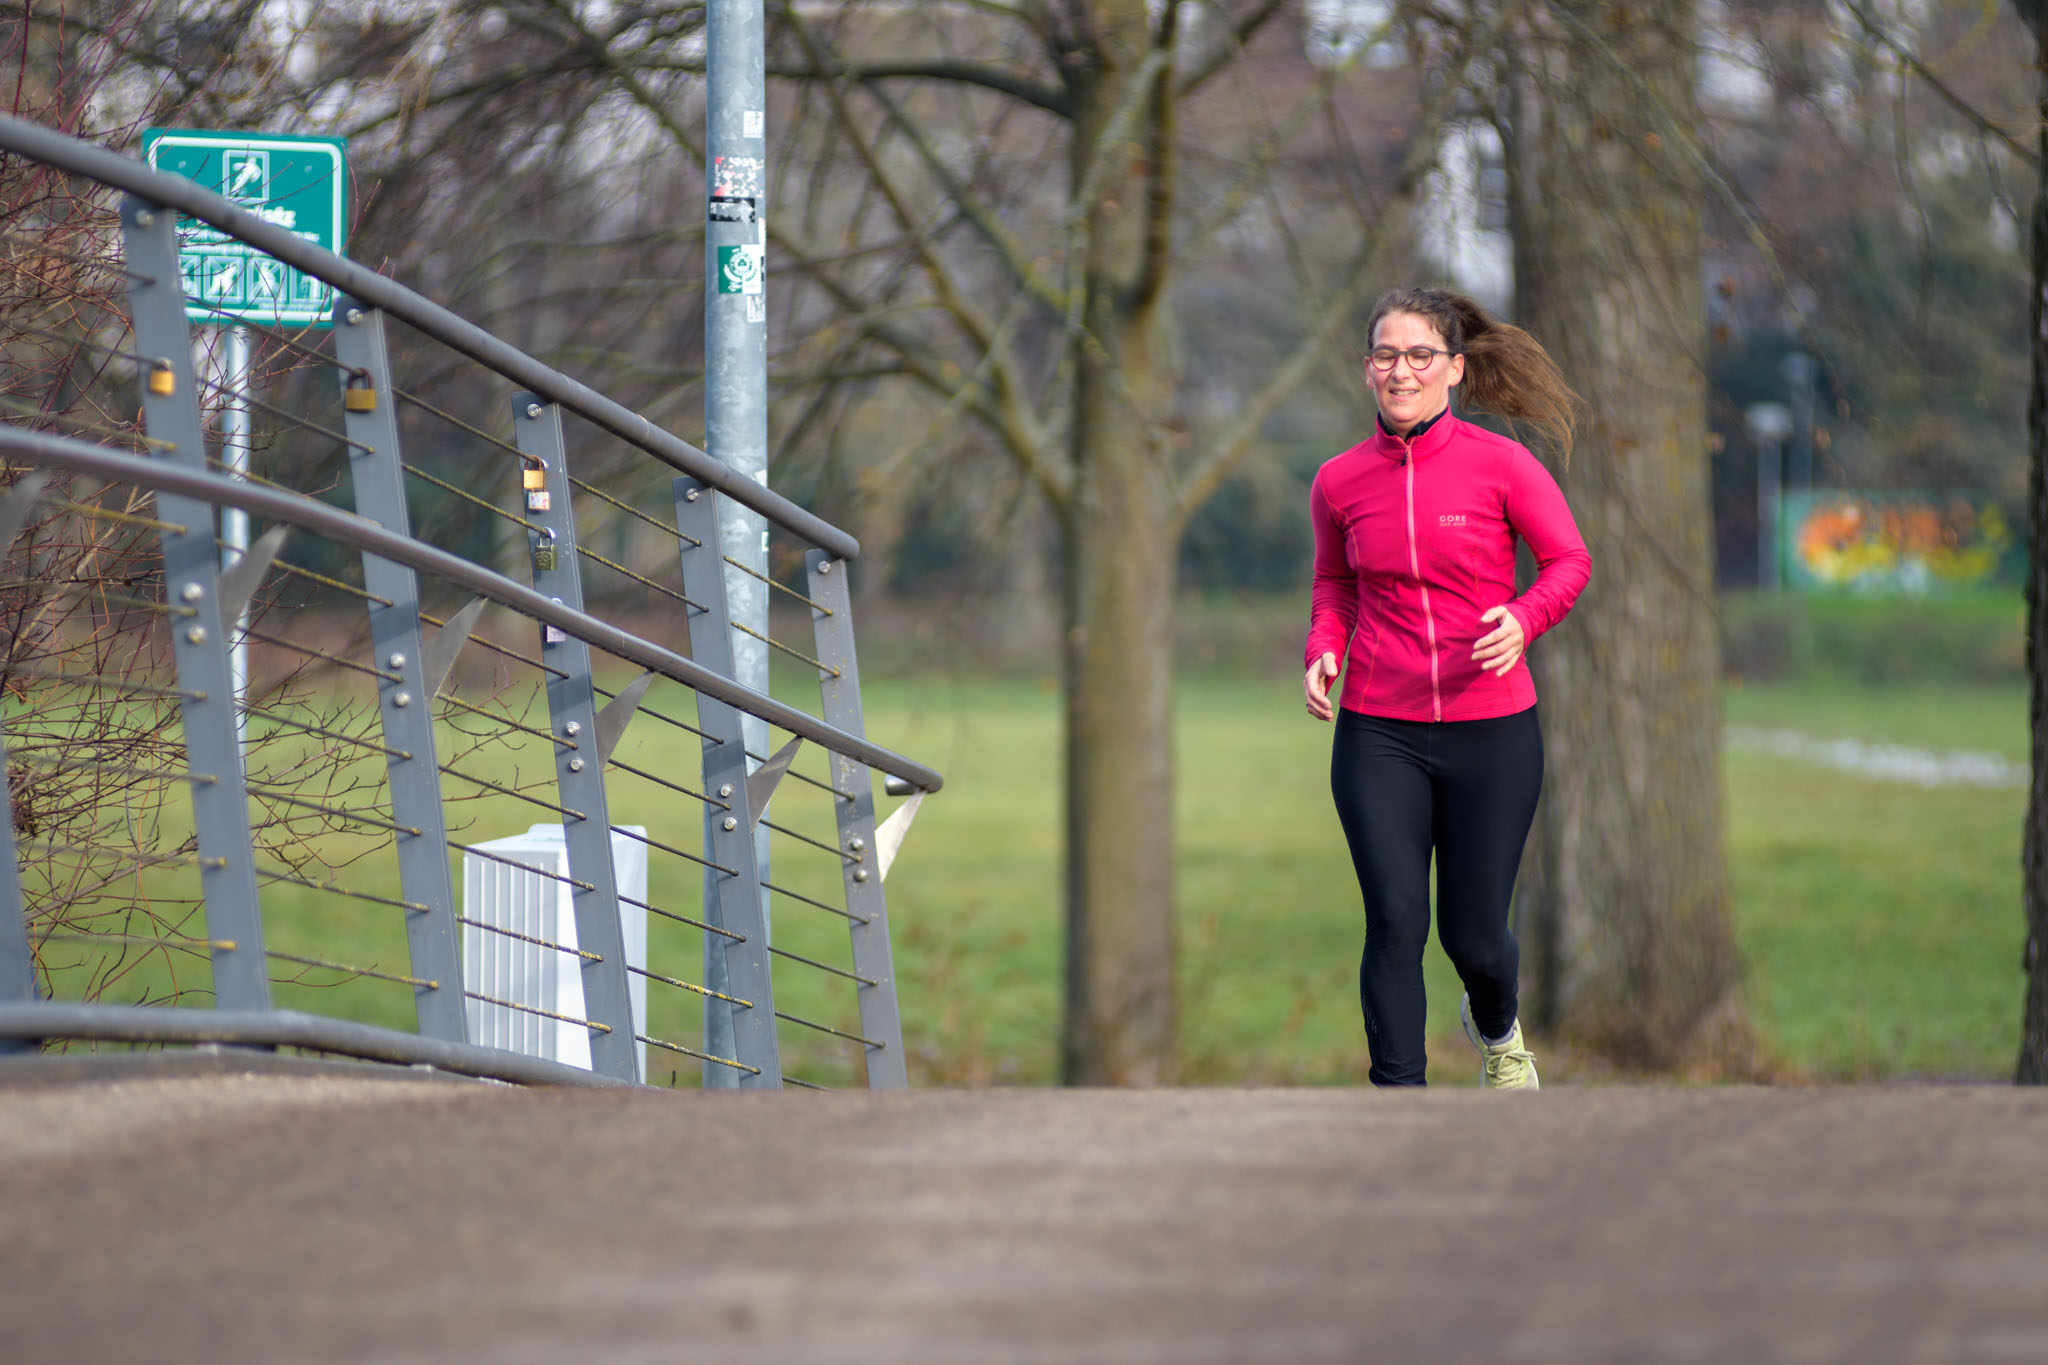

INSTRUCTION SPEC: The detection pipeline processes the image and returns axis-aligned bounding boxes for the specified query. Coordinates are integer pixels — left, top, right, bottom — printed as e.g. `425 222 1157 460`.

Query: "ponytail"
1365 288 1580 464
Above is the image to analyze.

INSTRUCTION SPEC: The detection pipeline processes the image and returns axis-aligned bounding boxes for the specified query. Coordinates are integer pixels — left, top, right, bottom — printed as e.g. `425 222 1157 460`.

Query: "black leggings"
1330 707 1543 1087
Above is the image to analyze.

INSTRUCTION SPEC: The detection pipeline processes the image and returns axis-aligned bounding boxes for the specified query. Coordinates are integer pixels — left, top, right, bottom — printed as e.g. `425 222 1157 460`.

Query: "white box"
461 823 648 1078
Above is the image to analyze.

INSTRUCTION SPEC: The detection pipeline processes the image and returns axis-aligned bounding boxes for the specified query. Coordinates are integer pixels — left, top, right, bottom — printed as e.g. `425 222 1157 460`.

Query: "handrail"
0 428 943 794
0 113 859 562
0 1003 636 1088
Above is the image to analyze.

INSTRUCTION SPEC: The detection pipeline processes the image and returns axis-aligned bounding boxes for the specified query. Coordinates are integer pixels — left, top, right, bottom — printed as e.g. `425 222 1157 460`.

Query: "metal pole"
222 324 252 745
704 0 770 1087
1784 351 1816 490
1759 436 1782 593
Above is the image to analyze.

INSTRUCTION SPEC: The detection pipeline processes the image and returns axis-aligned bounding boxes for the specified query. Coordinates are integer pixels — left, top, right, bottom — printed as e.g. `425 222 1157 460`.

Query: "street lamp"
1745 401 1792 592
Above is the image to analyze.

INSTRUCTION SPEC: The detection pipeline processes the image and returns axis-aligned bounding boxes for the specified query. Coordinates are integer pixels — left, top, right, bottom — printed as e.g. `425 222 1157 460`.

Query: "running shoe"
1460 993 1540 1090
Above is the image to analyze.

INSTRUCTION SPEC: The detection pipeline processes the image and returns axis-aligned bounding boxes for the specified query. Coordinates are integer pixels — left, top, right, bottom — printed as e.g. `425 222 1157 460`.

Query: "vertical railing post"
676 478 783 1088
330 299 468 1043
512 394 641 1082
804 552 907 1088
0 714 40 1050
120 194 271 1011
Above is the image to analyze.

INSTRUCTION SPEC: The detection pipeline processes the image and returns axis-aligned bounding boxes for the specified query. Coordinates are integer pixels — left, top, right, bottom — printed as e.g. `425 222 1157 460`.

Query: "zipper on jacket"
1401 440 1443 721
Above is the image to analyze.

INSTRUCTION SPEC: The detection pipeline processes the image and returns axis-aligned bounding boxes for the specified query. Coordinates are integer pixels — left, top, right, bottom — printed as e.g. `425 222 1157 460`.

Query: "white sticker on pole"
743 111 764 139
718 245 764 295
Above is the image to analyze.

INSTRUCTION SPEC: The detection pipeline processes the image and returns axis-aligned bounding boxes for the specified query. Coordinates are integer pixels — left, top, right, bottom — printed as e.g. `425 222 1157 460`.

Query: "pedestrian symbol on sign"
250 259 285 302
203 257 242 303
223 150 268 203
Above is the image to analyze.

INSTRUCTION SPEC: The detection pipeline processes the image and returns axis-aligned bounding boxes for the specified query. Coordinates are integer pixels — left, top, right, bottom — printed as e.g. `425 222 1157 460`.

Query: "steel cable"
607 824 737 877
465 990 609 1033
628 963 750 1008
636 1031 757 1075
614 892 743 944
0 665 202 701
762 878 865 924
438 764 585 821
456 915 599 961
450 839 593 891
722 554 833 615
265 950 436 990
775 1012 883 1049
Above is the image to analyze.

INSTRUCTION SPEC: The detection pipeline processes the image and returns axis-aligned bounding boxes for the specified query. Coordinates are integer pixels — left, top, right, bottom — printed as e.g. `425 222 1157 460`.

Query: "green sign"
141 128 348 328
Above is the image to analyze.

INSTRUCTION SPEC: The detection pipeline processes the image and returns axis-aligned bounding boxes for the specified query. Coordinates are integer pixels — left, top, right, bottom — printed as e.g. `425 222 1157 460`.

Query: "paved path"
2 1068 2044 1363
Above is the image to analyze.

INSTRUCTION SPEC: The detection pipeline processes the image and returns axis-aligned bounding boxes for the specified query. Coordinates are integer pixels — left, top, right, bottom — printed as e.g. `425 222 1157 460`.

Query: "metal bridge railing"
0 116 940 1090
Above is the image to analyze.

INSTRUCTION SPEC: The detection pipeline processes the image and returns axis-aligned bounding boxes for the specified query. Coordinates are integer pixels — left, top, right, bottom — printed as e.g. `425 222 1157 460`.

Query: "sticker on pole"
712 155 762 198
718 244 764 295
142 128 348 329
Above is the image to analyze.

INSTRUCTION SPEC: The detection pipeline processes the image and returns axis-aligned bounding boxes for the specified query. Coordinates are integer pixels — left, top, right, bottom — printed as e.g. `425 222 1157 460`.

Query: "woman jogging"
1303 288 1589 1089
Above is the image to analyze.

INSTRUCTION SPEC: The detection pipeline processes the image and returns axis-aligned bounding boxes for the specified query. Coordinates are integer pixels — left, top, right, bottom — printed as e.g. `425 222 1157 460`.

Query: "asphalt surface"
3 1067 2044 1364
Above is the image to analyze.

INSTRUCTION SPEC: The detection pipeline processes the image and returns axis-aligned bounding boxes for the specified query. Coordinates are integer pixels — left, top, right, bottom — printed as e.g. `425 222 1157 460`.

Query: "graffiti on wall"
1782 492 2013 593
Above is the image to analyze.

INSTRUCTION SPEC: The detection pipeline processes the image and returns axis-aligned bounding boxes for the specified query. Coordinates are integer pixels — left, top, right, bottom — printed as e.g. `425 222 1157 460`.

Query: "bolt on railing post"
802 553 908 1087
120 194 271 1011
676 478 783 1088
512 395 641 1083
330 299 468 1043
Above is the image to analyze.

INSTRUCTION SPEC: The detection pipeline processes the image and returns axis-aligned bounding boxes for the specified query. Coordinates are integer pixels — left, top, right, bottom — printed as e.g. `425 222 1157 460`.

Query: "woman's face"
1367 310 1464 434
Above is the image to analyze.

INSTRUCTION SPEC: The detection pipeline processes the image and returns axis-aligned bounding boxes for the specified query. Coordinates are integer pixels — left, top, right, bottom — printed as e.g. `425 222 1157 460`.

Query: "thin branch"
1134 0 1181 311
1839 0 2038 165
763 57 1072 119
1174 0 1290 98
782 5 1069 504
825 62 1072 319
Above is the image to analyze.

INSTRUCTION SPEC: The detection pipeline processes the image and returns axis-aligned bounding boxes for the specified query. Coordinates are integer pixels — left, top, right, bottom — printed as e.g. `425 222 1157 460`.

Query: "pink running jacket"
1305 411 1591 722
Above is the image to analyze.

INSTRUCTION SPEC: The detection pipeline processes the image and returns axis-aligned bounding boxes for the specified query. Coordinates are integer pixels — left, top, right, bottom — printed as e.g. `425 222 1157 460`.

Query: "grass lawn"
1721 680 2024 1080
873 672 2027 1085
21 668 2029 1086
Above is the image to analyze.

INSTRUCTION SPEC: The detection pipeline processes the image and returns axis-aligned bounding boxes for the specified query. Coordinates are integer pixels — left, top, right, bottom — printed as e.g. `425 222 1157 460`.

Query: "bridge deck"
2 1072 2042 1363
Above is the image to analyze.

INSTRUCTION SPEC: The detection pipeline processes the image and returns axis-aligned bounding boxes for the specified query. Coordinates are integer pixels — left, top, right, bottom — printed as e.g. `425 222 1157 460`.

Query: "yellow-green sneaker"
1460 994 1540 1090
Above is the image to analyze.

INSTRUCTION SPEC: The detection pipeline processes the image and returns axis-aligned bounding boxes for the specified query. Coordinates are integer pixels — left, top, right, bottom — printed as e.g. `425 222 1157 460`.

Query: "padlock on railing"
532 526 557 573
342 373 378 413
146 363 175 397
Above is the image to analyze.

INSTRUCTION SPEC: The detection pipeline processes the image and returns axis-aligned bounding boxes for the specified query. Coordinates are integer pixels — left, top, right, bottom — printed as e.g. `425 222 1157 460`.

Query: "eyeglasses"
1368 346 1458 373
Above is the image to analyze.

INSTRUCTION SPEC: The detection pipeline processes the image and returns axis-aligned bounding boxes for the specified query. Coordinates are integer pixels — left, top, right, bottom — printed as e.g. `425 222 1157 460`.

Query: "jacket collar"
1370 405 1460 463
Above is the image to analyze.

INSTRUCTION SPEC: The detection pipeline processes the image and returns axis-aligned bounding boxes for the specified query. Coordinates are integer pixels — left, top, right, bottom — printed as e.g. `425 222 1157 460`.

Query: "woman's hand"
1304 652 1339 721
1473 606 1526 676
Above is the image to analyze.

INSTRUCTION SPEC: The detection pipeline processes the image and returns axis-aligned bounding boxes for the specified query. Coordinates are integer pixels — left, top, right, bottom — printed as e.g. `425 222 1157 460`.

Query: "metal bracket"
422 595 488 698
594 670 655 766
215 523 289 628
876 790 925 883
745 735 803 831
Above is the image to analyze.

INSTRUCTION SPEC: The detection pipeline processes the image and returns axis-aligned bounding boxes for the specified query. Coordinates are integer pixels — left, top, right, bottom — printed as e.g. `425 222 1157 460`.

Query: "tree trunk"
1058 2 1177 1084
2017 3 2048 1084
1508 0 1745 1066
1060 402 1177 1085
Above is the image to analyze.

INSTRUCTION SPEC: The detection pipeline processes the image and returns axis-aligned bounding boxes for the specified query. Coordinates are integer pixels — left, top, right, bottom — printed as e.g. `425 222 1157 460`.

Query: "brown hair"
1366 287 1579 463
